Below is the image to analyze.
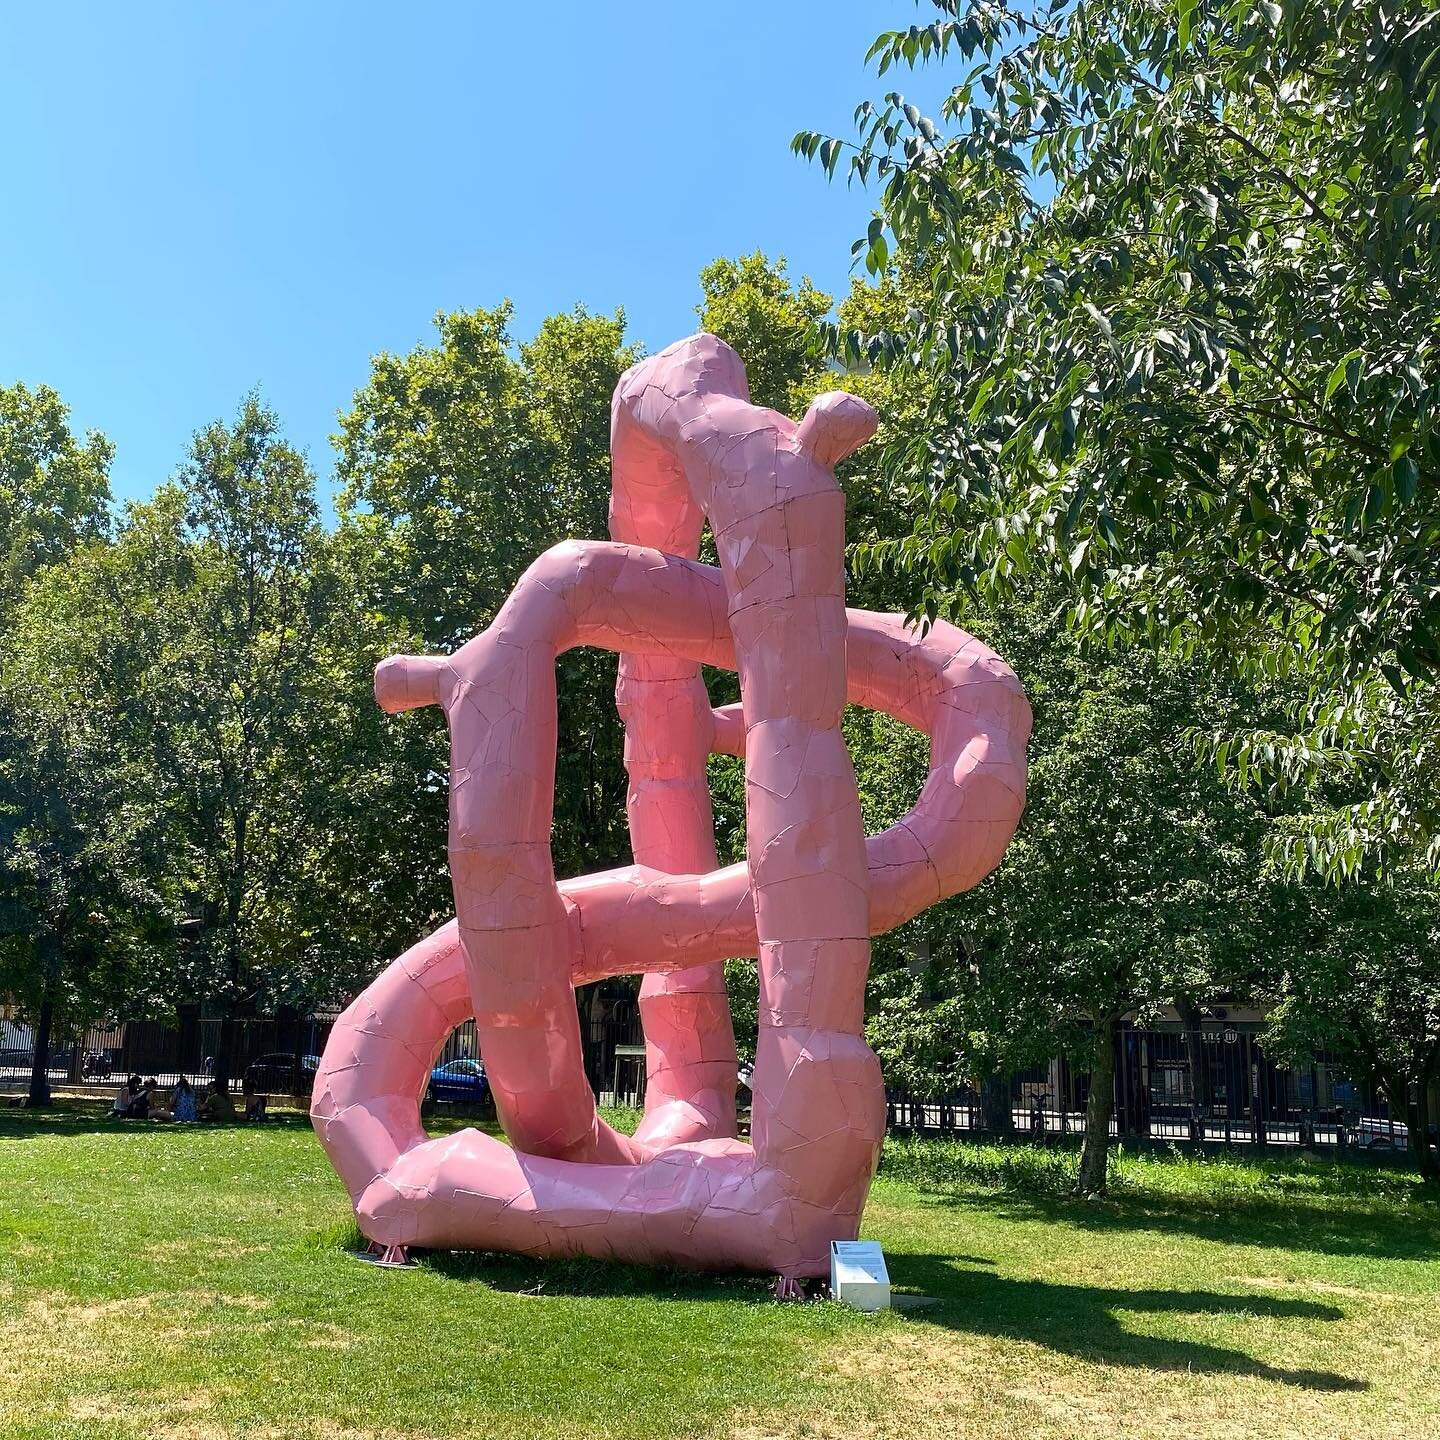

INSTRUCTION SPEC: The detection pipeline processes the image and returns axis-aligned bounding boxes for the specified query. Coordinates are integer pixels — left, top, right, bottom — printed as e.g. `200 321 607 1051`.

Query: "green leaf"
1177 0 1199 52
1324 350 1360 402
1391 455 1419 503
1081 301 1113 341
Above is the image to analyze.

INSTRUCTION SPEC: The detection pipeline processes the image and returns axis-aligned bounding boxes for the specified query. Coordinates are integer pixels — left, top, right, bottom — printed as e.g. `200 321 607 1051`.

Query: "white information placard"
830 1239 891 1311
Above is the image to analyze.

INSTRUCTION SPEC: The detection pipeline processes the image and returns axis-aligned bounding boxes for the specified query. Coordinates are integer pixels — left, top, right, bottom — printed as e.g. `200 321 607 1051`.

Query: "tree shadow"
0 1099 512 1143
416 1245 1361 1391
0 1104 316 1139
897 1181 1440 1264
420 1247 777 1304
890 1251 1366 1392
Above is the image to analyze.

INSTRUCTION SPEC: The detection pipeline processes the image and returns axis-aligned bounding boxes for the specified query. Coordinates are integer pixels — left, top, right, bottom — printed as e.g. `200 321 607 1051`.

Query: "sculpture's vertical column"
614 338 886 1280
608 435 739 1146
719 440 885 1282
616 658 739 1144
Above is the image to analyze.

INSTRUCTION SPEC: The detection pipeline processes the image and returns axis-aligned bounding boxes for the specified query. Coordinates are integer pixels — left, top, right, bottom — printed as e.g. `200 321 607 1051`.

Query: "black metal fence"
0 1012 338 1093
0 983 648 1101
3 1008 1418 1157
887 1022 1415 1153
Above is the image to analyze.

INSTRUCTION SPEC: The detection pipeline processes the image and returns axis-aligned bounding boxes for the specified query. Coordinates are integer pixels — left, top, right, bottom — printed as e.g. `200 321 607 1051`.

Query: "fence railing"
882 1095 1409 1152
885 1020 1416 1154
3 1012 1421 1160
0 986 645 1100
0 1014 337 1094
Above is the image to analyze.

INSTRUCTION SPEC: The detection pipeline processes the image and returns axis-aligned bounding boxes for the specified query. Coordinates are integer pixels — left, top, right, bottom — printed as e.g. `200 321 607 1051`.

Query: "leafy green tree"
1267 883 1440 1182
0 613 172 1105
0 383 121 1103
991 642 1269 1192
160 399 357 1078
334 303 640 886
696 254 832 414
798 0 1440 883
0 382 111 608
851 582 1276 1191
20 400 363 1085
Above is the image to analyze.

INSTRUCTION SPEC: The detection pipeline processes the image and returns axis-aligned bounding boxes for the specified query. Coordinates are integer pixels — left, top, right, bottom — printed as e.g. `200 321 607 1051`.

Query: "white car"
1351 1116 1409 1150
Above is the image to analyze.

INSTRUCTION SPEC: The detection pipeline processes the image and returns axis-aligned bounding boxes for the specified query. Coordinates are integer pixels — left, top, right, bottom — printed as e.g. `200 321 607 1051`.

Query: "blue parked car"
427 1057 490 1108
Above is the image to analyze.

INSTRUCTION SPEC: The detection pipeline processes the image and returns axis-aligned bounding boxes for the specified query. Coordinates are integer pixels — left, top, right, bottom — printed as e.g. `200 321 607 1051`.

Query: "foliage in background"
0 381 111 609
334 303 638 884
798 0 1440 884
2 234 1435 1191
0 384 140 1102
0 582 173 1103
1267 881 1440 1181
3 399 358 1085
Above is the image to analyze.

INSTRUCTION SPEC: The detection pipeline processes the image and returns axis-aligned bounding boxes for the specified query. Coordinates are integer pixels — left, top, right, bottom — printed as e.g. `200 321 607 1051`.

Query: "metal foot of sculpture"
312 334 1030 1280
353 1242 414 1269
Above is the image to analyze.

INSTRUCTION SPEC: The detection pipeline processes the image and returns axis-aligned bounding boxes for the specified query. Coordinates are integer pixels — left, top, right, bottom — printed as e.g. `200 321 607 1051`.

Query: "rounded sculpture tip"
796 391 880 468
374 654 445 714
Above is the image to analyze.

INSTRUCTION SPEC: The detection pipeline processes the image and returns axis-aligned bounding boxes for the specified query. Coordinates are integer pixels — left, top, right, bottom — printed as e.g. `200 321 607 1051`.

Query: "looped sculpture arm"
313 335 1031 1279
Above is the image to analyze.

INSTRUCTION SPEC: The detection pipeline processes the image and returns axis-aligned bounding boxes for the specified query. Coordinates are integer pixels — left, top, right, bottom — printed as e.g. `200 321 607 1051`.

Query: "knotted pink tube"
313 335 1030 1280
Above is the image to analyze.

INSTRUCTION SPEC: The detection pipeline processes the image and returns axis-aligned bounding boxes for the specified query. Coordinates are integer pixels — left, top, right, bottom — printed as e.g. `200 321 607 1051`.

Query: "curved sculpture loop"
311 334 1030 1284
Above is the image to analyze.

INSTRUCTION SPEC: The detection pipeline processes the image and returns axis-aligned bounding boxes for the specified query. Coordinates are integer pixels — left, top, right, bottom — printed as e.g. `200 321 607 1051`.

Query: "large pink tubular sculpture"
311 335 1030 1286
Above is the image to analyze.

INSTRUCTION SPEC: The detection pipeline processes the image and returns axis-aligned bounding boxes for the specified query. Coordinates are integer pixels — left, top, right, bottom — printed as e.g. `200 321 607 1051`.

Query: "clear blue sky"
1 2 948 509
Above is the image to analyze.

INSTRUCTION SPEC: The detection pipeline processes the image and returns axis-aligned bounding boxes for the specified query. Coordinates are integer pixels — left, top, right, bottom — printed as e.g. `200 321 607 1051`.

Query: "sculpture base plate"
351 1244 416 1269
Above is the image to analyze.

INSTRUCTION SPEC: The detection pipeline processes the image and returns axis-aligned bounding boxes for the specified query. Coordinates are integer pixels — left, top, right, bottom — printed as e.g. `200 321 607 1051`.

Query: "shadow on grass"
0 1104 317 1139
901 1180 1440 1264
0 1101 524 1143
879 1137 1440 1263
420 1247 778 1304
386 1235 1360 1391
890 1251 1365 1392
405 1244 1362 1391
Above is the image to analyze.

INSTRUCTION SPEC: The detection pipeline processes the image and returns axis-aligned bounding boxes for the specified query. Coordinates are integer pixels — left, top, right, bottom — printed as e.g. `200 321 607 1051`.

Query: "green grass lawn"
2 1102 1437 1440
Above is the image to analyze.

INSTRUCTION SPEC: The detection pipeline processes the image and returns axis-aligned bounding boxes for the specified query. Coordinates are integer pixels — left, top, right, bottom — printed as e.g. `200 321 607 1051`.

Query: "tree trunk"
213 1013 238 1095
1406 1056 1440 1186
215 802 248 1097
212 868 246 1096
1078 1017 1117 1195
1175 994 1211 1126
979 1069 1013 1135
26 991 55 1108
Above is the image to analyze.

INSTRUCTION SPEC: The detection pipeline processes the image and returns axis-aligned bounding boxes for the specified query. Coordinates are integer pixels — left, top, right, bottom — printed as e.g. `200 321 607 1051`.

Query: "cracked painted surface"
311 333 1030 1278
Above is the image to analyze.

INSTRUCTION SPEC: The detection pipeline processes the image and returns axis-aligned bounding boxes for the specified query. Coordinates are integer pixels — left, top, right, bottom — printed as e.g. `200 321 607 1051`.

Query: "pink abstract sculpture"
311 334 1030 1286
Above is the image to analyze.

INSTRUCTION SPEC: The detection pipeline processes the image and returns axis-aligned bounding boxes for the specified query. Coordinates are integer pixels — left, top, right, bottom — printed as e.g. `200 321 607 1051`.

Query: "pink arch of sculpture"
311 334 1030 1284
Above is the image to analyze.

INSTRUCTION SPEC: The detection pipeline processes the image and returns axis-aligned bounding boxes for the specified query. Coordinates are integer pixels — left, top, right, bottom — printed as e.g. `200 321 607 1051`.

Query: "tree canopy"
0 382 111 610
797 0 1440 883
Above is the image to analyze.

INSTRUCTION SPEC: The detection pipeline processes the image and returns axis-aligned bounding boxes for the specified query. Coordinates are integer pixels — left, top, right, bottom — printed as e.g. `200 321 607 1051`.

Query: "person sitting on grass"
198 1080 233 1122
242 1073 268 1123
125 1074 149 1120
169 1075 197 1123
107 1078 134 1118
145 1078 173 1121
